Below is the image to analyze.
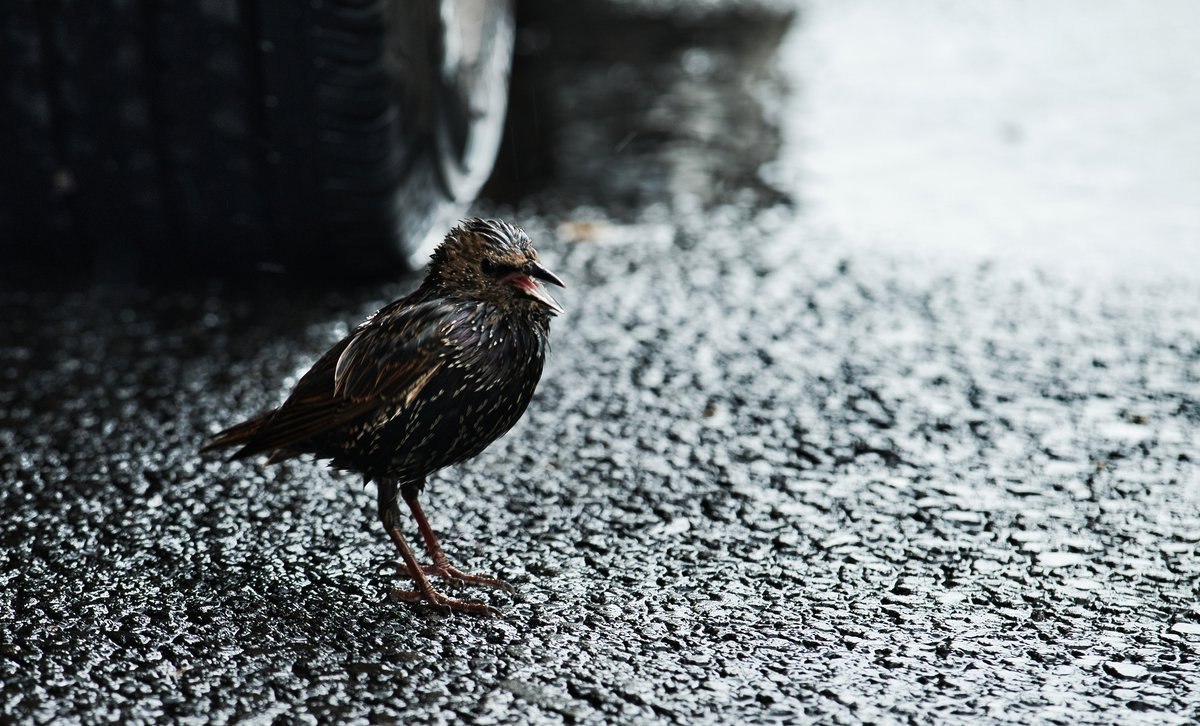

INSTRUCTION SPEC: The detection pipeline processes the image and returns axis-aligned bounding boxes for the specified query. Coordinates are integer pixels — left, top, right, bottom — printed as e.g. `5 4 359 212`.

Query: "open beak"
506 262 565 315
527 261 565 289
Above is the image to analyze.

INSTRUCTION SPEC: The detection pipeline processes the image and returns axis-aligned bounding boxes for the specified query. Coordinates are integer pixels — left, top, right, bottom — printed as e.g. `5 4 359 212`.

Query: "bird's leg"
404 493 514 591
377 479 499 616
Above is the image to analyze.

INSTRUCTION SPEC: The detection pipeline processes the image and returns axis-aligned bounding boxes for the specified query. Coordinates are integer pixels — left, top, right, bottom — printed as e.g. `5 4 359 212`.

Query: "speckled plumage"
202 219 563 616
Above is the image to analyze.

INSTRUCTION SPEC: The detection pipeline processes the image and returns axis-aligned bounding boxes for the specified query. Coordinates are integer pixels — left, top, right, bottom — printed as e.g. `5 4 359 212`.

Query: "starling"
202 219 563 616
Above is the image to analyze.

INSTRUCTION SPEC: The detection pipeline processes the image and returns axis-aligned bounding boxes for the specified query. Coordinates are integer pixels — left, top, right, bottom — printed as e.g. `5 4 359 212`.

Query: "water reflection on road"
780 0 1200 281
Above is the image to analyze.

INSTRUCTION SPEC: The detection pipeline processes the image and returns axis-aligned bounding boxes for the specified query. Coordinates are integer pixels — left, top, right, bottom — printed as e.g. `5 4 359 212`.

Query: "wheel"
0 0 514 277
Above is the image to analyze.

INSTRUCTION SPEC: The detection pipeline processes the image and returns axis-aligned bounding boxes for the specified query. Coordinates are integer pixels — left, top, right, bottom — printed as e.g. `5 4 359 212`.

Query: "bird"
201 219 564 616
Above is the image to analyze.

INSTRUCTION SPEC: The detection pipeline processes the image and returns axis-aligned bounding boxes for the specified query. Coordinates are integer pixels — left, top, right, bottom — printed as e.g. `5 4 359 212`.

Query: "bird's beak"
506 262 565 315
527 261 565 289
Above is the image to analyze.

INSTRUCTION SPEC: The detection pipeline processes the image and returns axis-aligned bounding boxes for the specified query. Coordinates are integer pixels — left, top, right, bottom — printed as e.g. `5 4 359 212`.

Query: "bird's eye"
481 259 497 275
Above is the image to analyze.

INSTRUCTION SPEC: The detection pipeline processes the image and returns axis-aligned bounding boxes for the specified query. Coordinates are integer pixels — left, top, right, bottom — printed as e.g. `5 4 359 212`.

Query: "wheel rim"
434 0 514 203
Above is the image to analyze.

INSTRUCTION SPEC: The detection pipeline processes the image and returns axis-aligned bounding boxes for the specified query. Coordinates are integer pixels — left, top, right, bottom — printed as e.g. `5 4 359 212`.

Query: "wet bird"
202 219 563 616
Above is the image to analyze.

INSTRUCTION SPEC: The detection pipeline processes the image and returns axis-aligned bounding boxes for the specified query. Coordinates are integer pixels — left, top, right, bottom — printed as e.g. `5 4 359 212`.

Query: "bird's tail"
199 412 273 458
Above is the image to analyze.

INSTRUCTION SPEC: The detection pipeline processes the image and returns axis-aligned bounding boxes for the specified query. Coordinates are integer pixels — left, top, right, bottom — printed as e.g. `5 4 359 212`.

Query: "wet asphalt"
3 1 1200 723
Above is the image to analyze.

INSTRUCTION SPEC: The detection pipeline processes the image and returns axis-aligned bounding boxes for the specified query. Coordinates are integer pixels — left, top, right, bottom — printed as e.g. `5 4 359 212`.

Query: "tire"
0 0 514 278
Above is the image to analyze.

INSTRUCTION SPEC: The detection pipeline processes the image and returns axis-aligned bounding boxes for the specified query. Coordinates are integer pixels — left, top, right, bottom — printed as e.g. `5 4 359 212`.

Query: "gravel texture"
3 1 1199 723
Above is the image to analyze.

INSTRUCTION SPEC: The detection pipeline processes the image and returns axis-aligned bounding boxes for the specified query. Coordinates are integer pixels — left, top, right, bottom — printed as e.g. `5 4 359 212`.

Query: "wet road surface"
3 0 1199 722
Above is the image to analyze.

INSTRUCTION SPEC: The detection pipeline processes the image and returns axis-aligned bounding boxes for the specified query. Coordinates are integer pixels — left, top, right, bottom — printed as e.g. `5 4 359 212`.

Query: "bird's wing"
222 339 370 458
228 298 463 458
332 299 464 403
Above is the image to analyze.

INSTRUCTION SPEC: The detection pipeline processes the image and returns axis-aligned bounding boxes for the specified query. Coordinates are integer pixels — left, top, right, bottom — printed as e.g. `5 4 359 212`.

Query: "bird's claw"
378 558 410 575
379 558 513 591
421 563 515 592
389 587 503 618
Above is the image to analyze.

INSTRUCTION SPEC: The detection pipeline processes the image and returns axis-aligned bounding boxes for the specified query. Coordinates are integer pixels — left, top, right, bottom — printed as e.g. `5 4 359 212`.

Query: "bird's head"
425 219 565 316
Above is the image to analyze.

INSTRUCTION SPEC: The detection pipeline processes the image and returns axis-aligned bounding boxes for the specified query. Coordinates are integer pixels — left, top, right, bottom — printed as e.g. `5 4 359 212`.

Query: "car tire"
0 0 514 277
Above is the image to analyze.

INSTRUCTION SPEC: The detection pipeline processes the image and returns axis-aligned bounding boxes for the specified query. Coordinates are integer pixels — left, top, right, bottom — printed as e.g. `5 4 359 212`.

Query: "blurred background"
2 0 1198 723
3 0 1198 281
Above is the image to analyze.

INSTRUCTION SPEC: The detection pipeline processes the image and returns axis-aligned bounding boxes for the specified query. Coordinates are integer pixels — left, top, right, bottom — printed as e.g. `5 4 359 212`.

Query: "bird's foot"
421 561 515 592
379 559 514 591
388 586 502 617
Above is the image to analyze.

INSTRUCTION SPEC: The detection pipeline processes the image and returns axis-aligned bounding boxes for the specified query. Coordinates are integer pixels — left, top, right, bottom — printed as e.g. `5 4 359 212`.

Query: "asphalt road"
3 1 1199 723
